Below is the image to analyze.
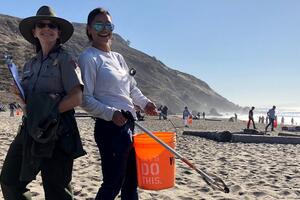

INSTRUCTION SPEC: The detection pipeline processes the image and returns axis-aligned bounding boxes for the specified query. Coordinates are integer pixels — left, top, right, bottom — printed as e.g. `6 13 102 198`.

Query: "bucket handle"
134 121 229 193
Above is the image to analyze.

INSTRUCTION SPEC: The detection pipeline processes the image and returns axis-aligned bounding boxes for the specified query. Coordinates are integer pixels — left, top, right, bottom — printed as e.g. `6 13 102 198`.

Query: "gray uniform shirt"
21 47 83 97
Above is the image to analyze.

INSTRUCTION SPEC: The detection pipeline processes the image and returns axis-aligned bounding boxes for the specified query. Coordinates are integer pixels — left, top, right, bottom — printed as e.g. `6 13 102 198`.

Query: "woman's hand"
58 85 82 113
112 110 127 126
144 102 158 116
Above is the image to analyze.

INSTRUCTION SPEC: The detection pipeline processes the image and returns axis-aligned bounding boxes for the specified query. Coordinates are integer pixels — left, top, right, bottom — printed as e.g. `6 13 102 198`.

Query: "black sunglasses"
92 22 114 32
35 22 58 30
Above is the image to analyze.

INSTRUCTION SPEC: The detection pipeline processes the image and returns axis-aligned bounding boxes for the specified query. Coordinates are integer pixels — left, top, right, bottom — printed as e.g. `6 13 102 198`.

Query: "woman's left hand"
144 102 158 116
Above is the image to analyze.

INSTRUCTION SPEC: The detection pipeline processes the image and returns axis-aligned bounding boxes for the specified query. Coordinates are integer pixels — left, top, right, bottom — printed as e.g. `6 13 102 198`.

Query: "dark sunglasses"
35 22 58 30
92 22 114 32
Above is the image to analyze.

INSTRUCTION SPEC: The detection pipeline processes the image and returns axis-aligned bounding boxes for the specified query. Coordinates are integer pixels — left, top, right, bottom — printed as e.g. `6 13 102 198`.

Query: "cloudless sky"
1 0 299 109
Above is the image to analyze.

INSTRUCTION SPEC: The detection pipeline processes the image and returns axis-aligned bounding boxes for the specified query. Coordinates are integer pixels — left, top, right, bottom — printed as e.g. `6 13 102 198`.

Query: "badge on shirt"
53 58 59 66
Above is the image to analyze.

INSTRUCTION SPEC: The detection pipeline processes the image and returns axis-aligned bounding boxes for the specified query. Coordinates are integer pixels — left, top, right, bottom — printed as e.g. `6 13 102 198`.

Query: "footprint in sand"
285 175 292 181
30 191 39 197
177 196 195 200
183 170 193 175
252 191 267 197
218 169 228 176
230 184 242 193
279 190 290 196
176 180 186 185
256 180 266 185
246 182 255 187
198 186 210 193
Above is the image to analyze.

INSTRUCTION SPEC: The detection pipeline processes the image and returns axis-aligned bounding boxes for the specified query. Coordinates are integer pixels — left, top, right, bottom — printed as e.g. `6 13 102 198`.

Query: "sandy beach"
0 111 299 200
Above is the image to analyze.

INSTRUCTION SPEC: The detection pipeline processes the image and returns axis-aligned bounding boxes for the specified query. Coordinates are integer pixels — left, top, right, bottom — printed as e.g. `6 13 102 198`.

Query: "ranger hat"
19 5 74 44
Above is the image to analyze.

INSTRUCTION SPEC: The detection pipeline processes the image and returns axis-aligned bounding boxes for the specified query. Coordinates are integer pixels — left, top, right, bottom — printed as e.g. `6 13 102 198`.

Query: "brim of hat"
19 16 74 44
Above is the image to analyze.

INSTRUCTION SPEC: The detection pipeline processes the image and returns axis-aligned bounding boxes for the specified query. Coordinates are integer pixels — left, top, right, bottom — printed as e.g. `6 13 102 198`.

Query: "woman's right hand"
112 110 127 126
144 102 158 116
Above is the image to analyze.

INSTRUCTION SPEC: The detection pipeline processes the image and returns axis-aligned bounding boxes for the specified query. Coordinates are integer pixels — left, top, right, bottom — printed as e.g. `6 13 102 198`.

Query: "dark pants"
247 118 256 129
94 118 138 200
0 130 74 200
265 118 275 131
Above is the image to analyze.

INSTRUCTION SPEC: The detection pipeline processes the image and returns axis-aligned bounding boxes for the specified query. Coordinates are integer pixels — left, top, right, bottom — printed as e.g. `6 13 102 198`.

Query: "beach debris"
281 126 300 132
121 109 230 193
243 129 264 135
184 130 300 144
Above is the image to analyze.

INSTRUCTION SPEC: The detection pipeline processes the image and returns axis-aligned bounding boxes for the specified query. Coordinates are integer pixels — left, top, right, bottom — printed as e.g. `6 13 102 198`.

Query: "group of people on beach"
0 6 157 200
157 105 168 120
247 105 277 132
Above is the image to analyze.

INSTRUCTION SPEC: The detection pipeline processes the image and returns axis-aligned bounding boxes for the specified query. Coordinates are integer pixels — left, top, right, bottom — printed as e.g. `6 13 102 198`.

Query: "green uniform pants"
0 130 74 200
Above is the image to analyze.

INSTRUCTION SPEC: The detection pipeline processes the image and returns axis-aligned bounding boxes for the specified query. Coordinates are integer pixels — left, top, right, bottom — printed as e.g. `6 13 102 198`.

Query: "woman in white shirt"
79 7 157 200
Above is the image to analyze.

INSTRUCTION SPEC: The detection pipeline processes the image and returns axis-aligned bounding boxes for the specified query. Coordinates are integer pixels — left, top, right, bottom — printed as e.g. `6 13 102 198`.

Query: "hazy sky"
1 0 299 109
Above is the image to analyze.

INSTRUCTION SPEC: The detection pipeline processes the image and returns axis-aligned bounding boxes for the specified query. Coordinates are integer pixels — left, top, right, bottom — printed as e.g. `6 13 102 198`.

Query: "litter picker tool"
124 111 230 193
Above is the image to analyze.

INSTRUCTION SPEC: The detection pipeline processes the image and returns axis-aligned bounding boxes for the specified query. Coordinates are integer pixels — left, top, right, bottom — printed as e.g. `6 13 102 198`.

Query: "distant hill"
0 14 243 114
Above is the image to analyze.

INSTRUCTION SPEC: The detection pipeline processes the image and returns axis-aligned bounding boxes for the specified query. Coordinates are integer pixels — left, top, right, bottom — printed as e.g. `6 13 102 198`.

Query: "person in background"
161 105 168 119
0 6 85 199
78 7 157 200
197 112 201 119
247 106 256 129
136 110 144 121
291 117 294 125
202 111 206 120
265 105 276 132
281 116 285 125
0 103 6 112
8 102 16 117
183 106 192 127
158 105 163 120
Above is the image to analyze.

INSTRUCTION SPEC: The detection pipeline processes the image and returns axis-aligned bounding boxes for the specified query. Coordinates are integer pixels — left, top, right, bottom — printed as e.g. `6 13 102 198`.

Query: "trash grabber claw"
134 121 230 193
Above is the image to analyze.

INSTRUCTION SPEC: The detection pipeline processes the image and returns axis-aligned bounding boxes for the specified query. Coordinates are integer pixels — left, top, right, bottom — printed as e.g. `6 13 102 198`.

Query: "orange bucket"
188 116 193 125
133 132 176 190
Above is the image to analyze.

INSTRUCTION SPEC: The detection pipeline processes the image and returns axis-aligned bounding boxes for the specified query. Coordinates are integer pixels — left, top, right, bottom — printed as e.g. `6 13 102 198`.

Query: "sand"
0 111 299 200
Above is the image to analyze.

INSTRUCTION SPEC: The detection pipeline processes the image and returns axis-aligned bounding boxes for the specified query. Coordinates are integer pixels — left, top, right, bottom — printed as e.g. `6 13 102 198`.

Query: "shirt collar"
33 45 62 62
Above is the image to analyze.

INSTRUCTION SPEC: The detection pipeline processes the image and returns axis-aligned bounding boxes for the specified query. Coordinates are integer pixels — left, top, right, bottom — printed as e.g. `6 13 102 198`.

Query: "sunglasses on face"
92 22 114 32
35 22 58 30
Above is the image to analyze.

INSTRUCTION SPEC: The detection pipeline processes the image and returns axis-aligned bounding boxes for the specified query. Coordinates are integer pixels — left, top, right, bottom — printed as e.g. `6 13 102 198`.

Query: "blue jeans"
94 118 138 200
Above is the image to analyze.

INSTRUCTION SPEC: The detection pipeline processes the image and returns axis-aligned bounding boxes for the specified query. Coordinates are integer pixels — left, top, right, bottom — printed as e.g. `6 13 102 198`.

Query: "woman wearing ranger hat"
0 5 85 200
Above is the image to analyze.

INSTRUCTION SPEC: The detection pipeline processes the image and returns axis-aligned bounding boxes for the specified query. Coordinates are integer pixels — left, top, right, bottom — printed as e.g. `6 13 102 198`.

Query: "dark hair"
33 38 62 53
86 7 111 41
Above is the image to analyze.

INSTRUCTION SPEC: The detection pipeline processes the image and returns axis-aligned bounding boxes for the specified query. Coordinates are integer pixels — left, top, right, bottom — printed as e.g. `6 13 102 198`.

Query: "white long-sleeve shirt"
79 47 150 121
